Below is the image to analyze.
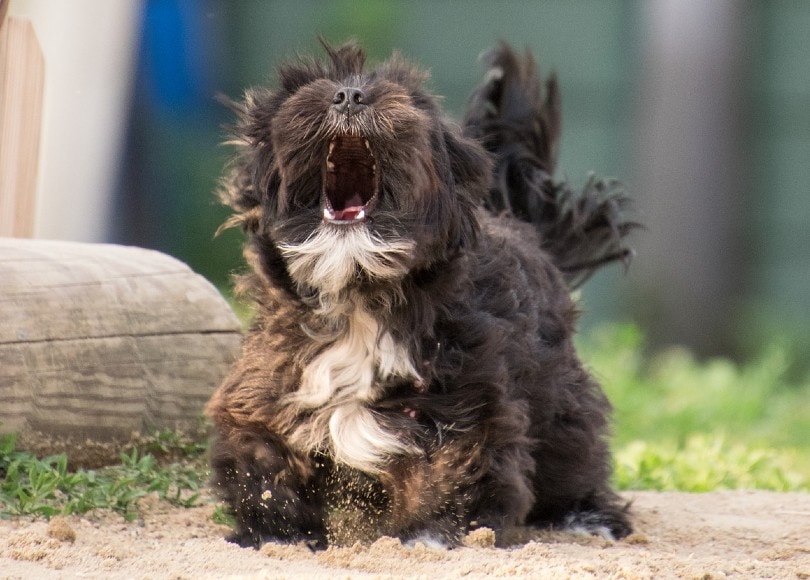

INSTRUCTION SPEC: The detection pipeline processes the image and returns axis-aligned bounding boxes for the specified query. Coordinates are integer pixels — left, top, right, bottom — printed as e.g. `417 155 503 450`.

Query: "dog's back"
463 44 637 288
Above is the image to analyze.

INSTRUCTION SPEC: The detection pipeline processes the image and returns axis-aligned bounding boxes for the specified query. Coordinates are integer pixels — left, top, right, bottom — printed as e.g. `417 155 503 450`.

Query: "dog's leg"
558 491 633 540
526 421 633 540
467 466 535 543
369 446 467 547
210 428 327 549
379 434 533 547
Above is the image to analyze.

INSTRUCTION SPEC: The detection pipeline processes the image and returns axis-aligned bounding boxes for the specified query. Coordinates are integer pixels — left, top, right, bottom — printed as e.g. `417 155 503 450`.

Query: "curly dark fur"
206 40 634 549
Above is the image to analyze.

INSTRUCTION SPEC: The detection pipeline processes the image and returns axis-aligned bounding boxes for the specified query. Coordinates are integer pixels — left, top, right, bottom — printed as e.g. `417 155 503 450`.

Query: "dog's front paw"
403 531 453 550
226 529 327 551
225 530 264 549
562 507 633 541
401 520 467 549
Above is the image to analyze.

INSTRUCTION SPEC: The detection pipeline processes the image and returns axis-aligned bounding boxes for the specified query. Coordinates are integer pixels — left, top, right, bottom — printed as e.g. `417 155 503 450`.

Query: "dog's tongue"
330 192 365 221
332 207 364 221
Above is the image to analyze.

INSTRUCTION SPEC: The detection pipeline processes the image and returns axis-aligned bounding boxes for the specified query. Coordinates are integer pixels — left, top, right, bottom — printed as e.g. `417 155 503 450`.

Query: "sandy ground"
1 491 809 579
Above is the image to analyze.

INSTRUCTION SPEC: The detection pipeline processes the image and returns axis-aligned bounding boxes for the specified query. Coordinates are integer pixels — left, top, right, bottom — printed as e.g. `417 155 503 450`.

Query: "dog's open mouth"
323 135 379 223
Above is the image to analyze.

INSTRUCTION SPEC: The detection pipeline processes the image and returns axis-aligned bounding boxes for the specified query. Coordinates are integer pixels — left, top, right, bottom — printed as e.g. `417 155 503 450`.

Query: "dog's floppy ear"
430 122 491 251
442 123 492 203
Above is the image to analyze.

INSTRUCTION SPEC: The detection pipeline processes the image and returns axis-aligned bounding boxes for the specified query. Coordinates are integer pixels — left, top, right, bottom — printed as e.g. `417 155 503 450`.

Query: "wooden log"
0 11 44 237
0 238 243 465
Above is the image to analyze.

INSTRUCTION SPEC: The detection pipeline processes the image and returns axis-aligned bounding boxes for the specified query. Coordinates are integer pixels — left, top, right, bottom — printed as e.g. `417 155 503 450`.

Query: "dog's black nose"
332 87 366 116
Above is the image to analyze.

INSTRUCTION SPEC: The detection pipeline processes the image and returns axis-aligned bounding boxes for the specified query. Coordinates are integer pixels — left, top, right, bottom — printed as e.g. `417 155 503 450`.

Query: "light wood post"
0 1 45 237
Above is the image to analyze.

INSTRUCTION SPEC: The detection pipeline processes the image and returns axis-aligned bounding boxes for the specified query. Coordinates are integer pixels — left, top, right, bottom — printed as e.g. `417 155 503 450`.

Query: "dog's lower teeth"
324 206 366 222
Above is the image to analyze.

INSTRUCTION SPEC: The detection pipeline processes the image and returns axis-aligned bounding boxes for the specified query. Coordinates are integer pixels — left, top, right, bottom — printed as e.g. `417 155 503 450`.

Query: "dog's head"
221 41 491 302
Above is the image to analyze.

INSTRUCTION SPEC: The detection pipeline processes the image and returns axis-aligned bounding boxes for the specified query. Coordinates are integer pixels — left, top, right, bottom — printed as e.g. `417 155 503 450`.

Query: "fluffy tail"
463 43 638 289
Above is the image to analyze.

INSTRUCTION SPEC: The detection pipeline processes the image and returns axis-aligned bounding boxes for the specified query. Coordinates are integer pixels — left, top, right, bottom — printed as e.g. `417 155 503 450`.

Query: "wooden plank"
0 14 44 237
0 239 243 462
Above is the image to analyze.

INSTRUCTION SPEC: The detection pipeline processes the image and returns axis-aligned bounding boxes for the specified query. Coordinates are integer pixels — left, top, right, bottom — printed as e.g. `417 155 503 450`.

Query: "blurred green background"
109 0 810 366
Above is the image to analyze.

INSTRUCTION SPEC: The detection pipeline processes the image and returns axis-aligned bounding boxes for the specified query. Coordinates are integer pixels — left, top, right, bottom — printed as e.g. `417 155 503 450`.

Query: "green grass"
579 324 810 492
614 435 806 492
0 429 207 520
2 323 807 522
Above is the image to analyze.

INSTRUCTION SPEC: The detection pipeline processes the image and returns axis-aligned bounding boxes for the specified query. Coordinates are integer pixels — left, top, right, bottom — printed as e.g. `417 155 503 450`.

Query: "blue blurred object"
140 0 214 115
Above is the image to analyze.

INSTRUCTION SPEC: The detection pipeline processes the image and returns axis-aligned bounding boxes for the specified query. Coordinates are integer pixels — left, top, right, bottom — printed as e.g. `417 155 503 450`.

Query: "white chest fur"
291 303 421 472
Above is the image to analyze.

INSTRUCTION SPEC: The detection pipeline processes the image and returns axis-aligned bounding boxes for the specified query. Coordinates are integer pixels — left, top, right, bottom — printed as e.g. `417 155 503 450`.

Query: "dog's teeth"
356 209 365 220
323 207 333 220
327 160 335 171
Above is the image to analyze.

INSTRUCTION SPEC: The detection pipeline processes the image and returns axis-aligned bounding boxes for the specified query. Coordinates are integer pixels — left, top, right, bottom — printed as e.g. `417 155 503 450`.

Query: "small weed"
128 427 209 462
211 504 236 527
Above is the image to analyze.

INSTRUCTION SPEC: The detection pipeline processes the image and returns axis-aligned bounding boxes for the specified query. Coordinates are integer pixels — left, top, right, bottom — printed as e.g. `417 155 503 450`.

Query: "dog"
206 40 636 549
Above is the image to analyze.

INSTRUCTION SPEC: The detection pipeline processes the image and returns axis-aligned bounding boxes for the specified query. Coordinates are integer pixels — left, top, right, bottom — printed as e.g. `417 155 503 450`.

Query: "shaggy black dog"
206 40 636 549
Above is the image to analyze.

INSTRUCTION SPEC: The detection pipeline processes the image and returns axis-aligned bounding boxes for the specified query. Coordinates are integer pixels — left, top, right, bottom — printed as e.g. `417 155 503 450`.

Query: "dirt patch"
1 491 809 579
